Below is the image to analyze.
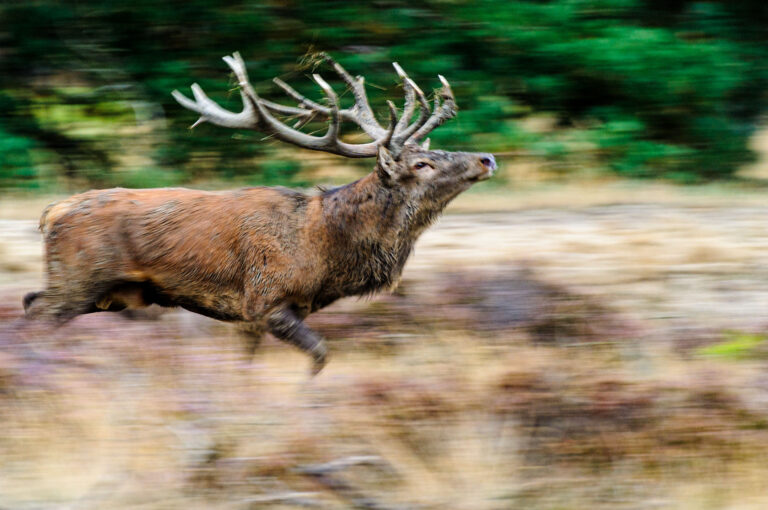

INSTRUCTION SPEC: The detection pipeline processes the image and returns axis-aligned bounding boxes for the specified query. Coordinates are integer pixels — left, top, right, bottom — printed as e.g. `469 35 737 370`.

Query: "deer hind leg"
235 322 265 361
266 306 327 375
23 284 104 325
25 280 155 326
22 291 42 313
25 245 104 322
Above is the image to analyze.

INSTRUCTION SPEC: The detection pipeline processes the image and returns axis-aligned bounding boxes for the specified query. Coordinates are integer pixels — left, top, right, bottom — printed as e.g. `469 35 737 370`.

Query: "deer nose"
479 155 496 171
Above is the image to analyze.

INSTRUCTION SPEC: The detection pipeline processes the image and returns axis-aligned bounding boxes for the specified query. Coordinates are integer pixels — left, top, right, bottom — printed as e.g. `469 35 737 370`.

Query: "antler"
172 52 457 158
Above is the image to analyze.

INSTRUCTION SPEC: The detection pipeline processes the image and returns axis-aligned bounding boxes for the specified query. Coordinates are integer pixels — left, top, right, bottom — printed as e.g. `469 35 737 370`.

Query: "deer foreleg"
267 307 327 375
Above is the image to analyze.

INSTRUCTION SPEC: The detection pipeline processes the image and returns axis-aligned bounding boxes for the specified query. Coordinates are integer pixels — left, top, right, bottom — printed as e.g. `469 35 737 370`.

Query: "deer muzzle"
473 153 497 181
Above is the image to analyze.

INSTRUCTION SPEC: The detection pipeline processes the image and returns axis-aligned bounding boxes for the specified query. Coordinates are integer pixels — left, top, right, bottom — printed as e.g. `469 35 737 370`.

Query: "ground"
1 183 768 509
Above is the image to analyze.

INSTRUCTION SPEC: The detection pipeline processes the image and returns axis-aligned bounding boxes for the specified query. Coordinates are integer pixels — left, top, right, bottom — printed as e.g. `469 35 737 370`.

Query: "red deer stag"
23 52 496 373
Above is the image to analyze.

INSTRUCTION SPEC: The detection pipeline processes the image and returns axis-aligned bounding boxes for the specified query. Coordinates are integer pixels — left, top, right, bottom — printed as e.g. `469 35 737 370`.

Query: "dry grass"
3 193 768 508
2 313 768 509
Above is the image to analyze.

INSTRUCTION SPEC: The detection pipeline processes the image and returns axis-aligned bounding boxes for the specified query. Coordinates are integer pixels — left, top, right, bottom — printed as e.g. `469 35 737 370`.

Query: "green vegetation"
2 0 768 189
699 331 768 360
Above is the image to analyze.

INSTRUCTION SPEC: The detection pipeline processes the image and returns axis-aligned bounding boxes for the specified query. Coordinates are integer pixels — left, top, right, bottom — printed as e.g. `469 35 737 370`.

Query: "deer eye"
414 161 432 170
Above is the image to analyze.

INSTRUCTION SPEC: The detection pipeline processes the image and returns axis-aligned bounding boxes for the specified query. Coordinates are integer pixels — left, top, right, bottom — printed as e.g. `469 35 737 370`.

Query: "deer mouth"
468 169 494 182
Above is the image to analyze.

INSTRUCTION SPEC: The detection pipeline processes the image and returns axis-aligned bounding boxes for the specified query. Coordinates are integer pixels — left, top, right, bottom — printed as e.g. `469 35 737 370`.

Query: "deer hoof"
310 346 327 376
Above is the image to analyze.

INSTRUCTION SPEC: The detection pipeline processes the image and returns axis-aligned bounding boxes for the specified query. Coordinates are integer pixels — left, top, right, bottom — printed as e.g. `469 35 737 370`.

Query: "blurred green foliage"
1 0 768 189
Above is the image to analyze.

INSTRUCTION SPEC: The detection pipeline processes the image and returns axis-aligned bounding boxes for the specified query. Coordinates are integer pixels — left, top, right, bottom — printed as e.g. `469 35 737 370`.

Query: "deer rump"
28 186 318 323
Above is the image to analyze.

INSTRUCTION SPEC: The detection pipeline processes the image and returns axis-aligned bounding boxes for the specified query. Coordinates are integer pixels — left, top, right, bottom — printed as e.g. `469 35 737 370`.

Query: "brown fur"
24 144 496 372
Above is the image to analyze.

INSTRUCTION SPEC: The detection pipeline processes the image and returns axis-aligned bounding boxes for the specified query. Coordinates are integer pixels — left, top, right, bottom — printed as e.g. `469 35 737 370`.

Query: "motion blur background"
3 1 768 508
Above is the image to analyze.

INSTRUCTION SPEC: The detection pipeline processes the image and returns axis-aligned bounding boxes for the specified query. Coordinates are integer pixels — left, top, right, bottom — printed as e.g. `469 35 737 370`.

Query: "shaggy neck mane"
320 171 445 241
317 171 444 298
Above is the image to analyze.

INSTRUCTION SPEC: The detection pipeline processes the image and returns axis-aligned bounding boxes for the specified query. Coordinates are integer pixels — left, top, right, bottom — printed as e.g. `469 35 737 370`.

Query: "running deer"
23 53 496 373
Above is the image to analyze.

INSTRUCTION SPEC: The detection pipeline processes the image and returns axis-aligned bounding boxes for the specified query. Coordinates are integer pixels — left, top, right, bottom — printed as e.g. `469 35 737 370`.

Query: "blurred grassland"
3 202 768 508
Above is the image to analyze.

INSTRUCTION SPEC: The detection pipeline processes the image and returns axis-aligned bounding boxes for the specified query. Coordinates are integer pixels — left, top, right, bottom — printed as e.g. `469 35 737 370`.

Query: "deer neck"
320 172 437 244
316 172 428 298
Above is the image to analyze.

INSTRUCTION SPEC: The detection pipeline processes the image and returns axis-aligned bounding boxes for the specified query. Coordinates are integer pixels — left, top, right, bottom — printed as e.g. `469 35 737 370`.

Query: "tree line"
2 0 768 189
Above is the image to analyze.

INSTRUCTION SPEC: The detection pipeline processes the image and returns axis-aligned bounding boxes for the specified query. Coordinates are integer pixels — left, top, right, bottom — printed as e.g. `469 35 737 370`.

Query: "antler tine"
382 100 399 147
249 81 383 158
223 52 258 104
322 53 387 139
392 62 416 134
248 97 382 158
258 98 316 120
312 74 341 143
223 52 318 123
391 76 431 146
272 77 363 126
170 52 265 130
410 74 458 142
171 81 258 130
273 77 329 114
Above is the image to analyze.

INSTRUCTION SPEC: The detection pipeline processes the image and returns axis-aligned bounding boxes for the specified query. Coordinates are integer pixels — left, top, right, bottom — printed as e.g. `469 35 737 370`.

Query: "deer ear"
421 138 430 150
376 145 399 182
